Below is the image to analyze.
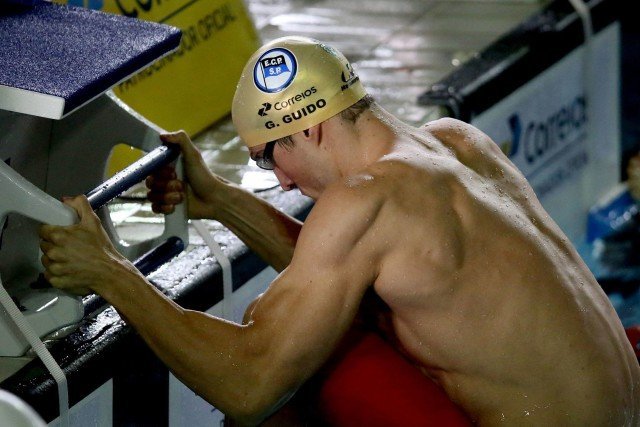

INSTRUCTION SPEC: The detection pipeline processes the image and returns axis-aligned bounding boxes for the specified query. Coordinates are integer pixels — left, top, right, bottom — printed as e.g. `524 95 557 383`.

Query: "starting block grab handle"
85 143 180 210
85 142 185 278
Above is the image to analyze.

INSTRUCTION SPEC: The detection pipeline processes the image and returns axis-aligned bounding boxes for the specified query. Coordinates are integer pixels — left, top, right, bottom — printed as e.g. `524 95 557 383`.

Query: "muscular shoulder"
292 173 388 277
423 117 502 156
305 174 386 246
423 117 525 182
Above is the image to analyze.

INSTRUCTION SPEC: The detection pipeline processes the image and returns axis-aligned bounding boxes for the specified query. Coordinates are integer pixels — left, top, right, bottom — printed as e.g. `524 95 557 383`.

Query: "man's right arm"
147 131 301 272
40 180 382 425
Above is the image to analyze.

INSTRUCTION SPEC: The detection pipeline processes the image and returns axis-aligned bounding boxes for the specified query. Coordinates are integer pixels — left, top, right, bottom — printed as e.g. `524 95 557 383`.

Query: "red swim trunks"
626 325 640 360
317 331 471 426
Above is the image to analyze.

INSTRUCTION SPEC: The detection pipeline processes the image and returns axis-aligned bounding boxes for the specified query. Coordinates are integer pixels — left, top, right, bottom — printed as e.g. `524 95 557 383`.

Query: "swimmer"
39 36 640 425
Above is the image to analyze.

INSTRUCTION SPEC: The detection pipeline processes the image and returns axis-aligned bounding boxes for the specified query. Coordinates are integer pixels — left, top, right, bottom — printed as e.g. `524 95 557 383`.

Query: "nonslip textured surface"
0 1 181 117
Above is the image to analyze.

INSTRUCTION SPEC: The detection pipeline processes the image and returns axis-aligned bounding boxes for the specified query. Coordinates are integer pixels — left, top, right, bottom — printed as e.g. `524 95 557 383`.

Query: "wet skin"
252 113 640 425
40 110 640 425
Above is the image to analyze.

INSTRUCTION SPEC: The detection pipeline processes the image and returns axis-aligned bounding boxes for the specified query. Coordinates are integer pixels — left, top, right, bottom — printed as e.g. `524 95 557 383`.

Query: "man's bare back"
360 117 640 425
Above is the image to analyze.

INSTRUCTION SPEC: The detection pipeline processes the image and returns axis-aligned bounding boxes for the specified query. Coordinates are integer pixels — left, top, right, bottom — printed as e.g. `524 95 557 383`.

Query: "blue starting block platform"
0 1 181 119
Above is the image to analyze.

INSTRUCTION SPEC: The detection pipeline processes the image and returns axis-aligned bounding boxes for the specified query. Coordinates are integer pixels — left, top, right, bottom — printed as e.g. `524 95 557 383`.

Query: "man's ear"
305 123 322 146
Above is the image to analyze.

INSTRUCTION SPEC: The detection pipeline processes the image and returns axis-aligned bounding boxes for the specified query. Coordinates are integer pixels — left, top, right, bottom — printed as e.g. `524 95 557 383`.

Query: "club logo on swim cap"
253 48 298 93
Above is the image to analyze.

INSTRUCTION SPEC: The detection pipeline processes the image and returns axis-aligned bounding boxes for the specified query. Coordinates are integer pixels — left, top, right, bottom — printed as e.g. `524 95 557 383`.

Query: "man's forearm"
213 183 302 272
96 264 276 423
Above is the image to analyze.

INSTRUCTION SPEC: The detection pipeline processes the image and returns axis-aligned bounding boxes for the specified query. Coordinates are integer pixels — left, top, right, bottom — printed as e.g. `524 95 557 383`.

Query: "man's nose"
274 167 296 191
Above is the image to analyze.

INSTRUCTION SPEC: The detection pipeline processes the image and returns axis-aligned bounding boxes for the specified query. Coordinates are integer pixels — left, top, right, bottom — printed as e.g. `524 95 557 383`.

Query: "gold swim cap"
232 36 367 148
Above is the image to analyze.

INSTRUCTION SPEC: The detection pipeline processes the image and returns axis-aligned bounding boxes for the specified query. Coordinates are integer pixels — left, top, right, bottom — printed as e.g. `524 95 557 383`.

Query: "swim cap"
232 36 367 148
